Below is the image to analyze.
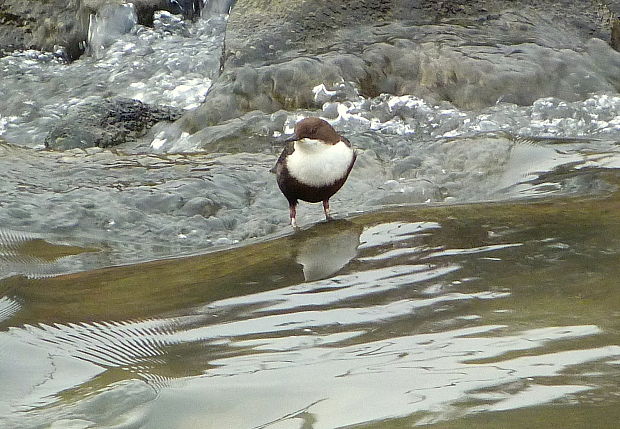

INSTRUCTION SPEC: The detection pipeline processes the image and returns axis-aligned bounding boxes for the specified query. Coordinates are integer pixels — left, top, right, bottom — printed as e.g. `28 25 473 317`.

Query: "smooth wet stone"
179 197 220 217
0 0 205 60
2 184 620 427
179 0 620 132
44 97 182 150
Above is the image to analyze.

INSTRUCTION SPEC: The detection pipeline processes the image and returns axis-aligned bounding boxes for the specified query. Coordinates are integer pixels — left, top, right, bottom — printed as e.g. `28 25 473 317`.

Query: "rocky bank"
179 0 620 133
1 0 620 151
0 0 203 60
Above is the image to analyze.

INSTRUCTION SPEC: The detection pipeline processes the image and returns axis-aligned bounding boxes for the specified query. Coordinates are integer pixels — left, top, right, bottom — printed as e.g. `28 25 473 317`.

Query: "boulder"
44 97 182 150
0 0 203 60
0 0 87 60
178 0 620 132
610 2 620 51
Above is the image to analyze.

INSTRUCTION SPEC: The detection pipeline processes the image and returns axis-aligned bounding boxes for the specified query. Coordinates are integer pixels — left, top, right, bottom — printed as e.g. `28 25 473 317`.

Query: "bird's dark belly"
277 174 347 204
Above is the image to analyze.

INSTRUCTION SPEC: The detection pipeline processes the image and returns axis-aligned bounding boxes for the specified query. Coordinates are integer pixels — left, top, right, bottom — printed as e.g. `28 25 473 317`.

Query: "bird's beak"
272 133 298 150
283 133 299 143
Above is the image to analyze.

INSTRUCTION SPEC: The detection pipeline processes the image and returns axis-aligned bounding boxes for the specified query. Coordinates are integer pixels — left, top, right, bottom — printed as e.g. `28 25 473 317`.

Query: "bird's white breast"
286 138 354 187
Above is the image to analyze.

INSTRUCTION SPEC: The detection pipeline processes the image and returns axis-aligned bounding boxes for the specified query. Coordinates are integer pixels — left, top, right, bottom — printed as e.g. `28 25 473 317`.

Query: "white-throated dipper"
273 117 356 227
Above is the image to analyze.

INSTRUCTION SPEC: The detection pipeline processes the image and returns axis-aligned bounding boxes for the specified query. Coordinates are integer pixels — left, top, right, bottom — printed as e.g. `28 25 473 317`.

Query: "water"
0 9 225 148
1 5 619 267
1 4 620 428
1 193 620 428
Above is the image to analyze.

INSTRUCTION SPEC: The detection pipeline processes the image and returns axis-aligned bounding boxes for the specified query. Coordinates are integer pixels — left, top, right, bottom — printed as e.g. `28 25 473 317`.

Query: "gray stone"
0 0 204 60
609 2 620 51
177 0 620 133
179 197 220 217
44 97 182 150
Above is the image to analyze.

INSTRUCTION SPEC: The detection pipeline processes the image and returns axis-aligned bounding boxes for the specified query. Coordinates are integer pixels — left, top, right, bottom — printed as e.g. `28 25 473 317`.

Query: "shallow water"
1 6 620 266
0 10 225 148
1 5 620 428
1 186 620 428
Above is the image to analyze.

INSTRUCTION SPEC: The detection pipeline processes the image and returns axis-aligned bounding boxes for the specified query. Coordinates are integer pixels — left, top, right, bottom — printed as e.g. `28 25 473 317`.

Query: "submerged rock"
179 0 620 133
86 2 139 59
45 97 182 150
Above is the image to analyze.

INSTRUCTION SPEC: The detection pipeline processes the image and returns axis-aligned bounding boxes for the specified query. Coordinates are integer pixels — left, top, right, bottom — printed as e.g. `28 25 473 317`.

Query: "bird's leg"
323 200 332 221
289 204 298 228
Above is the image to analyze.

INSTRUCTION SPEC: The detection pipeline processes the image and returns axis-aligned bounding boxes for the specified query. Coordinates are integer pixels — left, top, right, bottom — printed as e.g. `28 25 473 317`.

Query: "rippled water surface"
1 5 620 267
1 189 620 428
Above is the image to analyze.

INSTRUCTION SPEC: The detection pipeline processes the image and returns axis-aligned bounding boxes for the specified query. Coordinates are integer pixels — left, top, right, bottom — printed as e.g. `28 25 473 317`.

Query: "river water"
1 5 620 429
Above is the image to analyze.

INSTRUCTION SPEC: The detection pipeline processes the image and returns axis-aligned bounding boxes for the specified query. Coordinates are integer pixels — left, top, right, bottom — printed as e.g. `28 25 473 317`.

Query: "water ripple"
11 318 179 378
1 209 618 427
0 296 21 324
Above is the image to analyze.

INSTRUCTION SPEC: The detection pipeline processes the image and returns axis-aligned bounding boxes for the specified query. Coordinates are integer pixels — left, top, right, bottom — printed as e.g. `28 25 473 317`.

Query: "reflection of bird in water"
291 220 361 281
273 118 356 228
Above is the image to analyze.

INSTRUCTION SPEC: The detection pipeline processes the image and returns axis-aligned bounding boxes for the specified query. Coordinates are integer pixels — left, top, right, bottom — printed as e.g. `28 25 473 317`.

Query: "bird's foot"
322 200 332 221
289 204 300 229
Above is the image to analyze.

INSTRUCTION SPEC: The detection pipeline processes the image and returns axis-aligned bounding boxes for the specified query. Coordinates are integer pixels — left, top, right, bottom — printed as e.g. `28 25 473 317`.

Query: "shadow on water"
1 172 620 428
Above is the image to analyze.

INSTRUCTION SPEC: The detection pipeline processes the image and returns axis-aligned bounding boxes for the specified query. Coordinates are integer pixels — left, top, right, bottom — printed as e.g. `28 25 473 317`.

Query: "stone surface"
177 0 620 132
3 0 620 145
0 0 203 60
0 0 87 60
45 97 182 150
610 2 620 51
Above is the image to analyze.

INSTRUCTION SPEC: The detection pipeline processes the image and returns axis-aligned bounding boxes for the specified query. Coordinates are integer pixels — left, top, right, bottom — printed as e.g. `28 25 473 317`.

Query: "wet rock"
610 2 620 51
128 0 203 26
188 110 289 152
179 197 220 217
4 98 620 267
0 0 204 60
45 97 182 150
0 0 86 60
179 0 620 132
151 110 289 152
86 2 138 59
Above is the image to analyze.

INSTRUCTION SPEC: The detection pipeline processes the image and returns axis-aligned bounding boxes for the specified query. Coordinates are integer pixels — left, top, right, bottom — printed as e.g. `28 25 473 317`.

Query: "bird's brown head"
286 117 341 145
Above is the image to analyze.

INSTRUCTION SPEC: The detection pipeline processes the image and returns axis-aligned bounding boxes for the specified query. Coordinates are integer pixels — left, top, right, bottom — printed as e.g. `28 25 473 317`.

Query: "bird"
272 117 356 227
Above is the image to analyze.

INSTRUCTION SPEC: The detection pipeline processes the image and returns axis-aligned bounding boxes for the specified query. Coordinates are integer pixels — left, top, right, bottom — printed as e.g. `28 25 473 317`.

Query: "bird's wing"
270 141 295 174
